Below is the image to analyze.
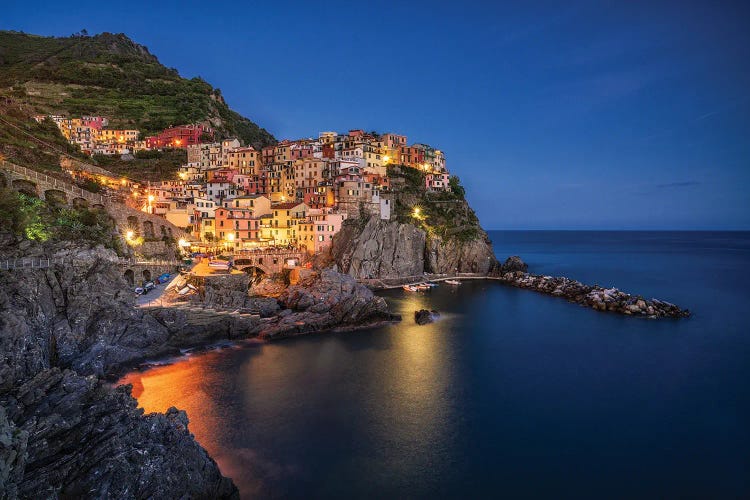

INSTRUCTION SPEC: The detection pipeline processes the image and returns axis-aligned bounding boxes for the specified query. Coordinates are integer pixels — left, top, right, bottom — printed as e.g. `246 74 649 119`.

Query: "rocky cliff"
0 243 238 498
331 216 497 280
0 239 399 497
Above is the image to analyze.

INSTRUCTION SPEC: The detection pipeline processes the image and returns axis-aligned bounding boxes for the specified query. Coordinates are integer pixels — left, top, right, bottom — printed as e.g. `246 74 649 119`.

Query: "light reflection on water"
118 231 750 498
118 289 460 497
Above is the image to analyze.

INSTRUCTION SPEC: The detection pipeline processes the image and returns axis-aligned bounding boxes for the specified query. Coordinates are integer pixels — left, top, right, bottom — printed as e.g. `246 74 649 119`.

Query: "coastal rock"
497 272 690 318
0 246 171 381
263 268 400 338
331 216 498 280
414 309 440 325
1 368 237 499
498 255 528 274
331 217 425 280
425 231 497 275
0 242 238 497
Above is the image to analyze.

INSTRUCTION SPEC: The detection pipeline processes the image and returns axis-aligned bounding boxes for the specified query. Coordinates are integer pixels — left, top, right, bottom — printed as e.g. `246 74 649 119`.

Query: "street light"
147 194 154 214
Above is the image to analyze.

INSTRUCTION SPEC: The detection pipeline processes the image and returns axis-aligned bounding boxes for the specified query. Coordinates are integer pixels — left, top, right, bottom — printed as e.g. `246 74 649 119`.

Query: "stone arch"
72 197 89 208
12 178 38 197
0 172 8 188
44 189 67 205
160 225 168 238
127 216 140 234
143 220 155 239
124 269 135 287
142 269 152 282
91 203 105 210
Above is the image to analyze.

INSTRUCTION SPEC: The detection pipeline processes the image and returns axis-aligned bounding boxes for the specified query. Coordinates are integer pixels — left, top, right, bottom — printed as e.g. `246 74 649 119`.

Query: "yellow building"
260 202 309 246
225 147 259 175
98 129 139 144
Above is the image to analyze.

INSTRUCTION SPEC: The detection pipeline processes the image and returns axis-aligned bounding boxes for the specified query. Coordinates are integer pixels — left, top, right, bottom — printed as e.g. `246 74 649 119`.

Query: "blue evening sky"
3 0 749 229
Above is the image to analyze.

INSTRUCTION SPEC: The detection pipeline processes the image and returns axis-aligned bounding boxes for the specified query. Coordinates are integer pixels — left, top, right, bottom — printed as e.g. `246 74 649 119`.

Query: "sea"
119 231 750 498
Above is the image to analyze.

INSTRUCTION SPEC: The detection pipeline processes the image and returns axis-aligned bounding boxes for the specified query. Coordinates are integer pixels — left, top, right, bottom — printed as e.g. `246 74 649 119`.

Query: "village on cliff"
38 116 453 254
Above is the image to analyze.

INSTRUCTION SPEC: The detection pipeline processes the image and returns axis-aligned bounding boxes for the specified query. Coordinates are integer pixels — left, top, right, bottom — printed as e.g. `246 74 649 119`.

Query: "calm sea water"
120 231 750 498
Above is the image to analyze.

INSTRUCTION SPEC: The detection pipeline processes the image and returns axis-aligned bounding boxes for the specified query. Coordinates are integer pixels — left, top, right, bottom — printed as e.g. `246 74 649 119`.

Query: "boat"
402 285 418 292
415 284 431 291
445 279 461 285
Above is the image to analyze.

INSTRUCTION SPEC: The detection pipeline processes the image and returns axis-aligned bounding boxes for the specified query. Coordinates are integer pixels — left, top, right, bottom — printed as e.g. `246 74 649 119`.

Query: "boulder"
414 309 440 325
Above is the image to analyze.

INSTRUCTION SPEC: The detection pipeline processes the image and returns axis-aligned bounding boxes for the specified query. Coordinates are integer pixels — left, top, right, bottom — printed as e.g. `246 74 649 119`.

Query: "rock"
414 309 440 325
498 255 528 274
331 218 426 279
1 369 237 499
331 216 498 279
0 242 238 497
263 268 400 338
496 269 690 319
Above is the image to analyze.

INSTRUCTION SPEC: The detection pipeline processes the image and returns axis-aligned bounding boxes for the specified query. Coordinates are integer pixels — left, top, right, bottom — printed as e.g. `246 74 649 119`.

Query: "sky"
3 0 749 229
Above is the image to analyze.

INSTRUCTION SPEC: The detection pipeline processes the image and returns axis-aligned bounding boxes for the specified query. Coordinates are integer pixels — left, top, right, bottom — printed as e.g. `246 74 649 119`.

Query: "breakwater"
496 270 691 318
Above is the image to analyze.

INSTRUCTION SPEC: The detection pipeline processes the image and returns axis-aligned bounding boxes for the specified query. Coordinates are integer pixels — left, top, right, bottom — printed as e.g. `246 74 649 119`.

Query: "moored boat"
445 279 461 285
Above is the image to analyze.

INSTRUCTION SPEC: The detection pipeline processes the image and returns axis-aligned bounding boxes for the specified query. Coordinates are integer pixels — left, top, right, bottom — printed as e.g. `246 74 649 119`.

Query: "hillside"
0 30 275 151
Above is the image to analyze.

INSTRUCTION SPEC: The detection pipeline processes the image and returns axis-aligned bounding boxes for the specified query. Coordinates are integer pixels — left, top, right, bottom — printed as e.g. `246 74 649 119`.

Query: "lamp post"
147 194 154 214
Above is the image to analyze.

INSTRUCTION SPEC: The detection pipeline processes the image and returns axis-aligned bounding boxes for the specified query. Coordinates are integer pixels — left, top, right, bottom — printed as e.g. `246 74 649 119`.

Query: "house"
145 124 213 149
426 172 451 192
260 202 309 246
224 194 272 217
298 212 346 254
215 207 262 245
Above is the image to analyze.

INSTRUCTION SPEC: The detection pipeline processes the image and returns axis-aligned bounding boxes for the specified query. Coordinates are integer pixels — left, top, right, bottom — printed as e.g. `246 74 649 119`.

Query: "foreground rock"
2 369 236 499
0 243 238 498
493 259 690 318
414 309 440 325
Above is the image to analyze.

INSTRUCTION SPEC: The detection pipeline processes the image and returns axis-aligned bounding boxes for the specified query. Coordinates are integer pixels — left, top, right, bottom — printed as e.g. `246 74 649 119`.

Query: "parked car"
134 287 144 296
144 281 155 292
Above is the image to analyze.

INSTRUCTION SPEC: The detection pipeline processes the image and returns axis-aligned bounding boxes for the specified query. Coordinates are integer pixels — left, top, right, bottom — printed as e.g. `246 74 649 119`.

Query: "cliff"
331 216 497 280
0 237 397 497
0 243 238 498
330 165 498 281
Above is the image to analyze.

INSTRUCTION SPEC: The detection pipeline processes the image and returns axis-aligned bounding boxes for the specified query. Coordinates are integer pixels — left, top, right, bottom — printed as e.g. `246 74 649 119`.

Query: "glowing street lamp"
413 207 421 218
126 230 134 240
383 155 391 164
147 194 154 214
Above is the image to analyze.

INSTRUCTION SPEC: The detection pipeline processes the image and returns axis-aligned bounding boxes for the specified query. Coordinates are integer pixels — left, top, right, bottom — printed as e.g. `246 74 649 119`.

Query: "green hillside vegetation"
387 165 480 242
0 185 121 251
0 30 276 148
92 149 187 181
0 99 89 171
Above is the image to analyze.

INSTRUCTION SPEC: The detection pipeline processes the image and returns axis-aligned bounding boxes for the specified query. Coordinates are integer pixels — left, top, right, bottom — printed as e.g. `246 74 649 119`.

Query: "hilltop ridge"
0 30 275 148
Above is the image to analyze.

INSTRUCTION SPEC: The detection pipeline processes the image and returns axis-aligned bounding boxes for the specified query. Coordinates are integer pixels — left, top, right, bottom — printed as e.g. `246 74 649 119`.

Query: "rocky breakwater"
495 257 691 318
0 242 238 498
258 268 401 338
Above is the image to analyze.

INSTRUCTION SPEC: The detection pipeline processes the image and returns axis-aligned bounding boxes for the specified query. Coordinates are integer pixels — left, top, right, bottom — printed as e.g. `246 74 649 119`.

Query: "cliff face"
331 216 497 280
331 218 426 279
425 229 497 275
0 243 238 498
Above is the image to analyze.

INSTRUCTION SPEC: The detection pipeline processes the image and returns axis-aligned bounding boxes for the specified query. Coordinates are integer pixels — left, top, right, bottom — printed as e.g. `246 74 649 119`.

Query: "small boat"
402 285 418 292
445 279 461 285
415 284 431 291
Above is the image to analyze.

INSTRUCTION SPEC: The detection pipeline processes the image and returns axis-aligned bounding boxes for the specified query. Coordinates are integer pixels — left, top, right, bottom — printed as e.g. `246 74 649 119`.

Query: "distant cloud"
655 181 701 189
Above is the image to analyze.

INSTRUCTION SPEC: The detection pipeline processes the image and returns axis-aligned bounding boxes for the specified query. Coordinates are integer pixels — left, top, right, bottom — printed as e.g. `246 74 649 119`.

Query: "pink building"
426 173 451 192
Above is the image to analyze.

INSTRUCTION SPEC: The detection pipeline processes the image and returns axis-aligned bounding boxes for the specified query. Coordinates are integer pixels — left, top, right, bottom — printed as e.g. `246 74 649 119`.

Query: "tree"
449 175 466 198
